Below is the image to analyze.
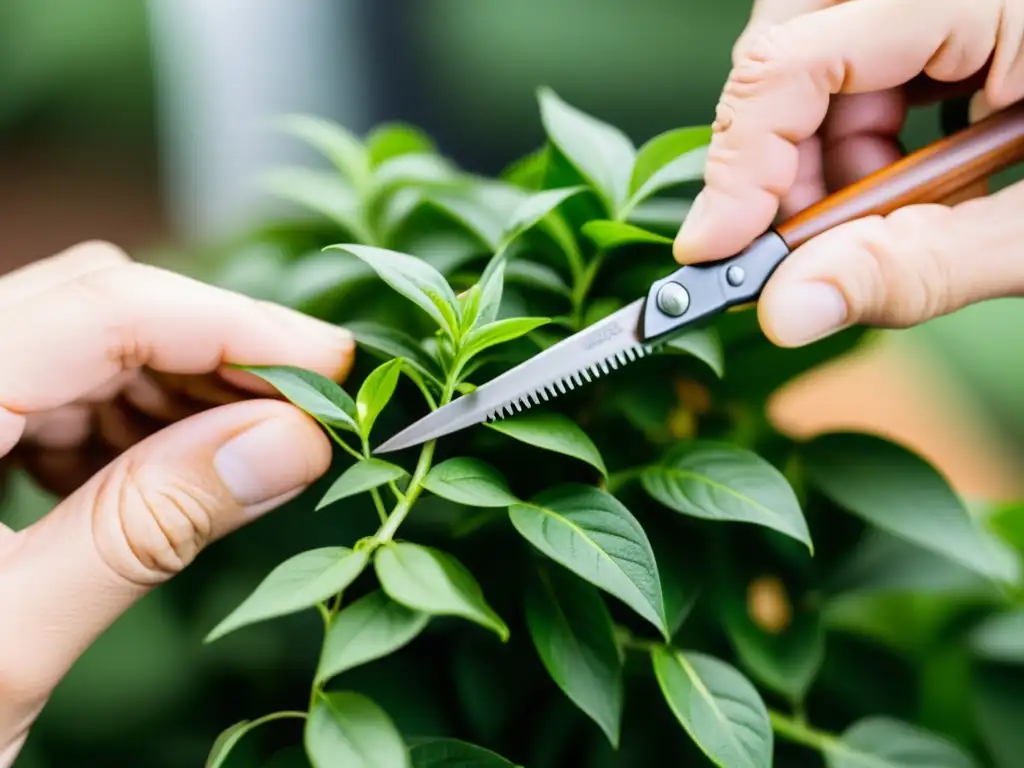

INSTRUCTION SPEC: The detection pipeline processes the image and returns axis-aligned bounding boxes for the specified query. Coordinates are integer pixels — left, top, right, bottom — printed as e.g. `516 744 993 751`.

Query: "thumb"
757 178 1024 347
0 400 330 746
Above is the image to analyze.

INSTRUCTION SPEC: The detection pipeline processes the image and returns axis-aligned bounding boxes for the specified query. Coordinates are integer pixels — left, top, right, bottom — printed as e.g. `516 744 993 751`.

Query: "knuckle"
61 239 133 269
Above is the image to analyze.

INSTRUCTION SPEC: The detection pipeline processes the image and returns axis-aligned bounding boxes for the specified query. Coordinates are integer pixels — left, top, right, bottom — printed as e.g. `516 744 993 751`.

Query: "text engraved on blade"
582 322 624 350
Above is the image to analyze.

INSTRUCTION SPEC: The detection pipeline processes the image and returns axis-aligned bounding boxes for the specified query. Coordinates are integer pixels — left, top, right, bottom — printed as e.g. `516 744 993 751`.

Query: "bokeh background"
3 1 1024 765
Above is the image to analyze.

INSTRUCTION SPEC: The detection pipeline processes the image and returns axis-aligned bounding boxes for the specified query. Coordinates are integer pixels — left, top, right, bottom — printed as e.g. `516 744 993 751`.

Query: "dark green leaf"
626 126 711 212
317 459 408 510
206 547 369 642
504 260 570 296
641 441 811 551
422 458 520 508
276 114 372 190
580 220 672 250
409 738 519 767
802 432 1019 583
650 533 702 638
345 321 443 384
502 186 586 246
261 168 371 242
206 720 255 768
374 543 509 640
366 123 437 166
305 692 409 768
235 365 357 431
509 484 668 637
824 717 978 768
525 565 623 748
485 412 606 476
459 317 551 361
357 358 404 437
537 87 635 215
279 251 375 309
664 327 725 378
327 244 461 339
973 665 1024 768
968 610 1024 664
652 647 772 768
315 590 429 685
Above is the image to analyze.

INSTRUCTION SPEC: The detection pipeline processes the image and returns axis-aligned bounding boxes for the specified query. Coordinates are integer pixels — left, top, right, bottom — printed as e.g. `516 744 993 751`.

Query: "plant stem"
252 710 307 726
570 250 606 329
326 425 363 461
604 465 649 493
768 710 838 754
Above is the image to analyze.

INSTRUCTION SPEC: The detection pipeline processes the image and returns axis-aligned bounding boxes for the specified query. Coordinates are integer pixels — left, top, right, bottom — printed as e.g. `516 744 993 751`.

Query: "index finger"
0 242 355 414
673 0 1009 264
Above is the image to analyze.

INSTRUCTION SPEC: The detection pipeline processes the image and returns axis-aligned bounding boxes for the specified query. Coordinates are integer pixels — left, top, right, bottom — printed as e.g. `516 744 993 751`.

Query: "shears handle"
640 98 1024 342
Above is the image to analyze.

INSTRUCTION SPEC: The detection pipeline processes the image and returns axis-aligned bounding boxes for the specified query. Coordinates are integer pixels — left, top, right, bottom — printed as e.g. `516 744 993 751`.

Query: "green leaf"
524 565 623 748
327 244 461 339
664 327 725 378
509 484 668 637
276 114 371 190
235 365 357 432
802 432 1019 583
641 441 812 551
485 412 606 476
500 145 550 189
409 738 519 767
315 590 429 685
425 183 526 251
317 459 408 510
475 253 507 328
650 533 702 638
356 358 404 437
459 317 551 361
305 692 410 768
374 153 459 191
973 665 1024 768
504 260 570 297
422 458 520 508
537 87 636 215
374 543 509 640
580 220 672 250
345 321 443 384
206 720 255 768
652 646 772 768
627 126 711 211
824 717 979 768
502 186 586 246
968 610 1024 664
261 168 371 242
458 284 484 333
206 547 369 642
366 122 437 166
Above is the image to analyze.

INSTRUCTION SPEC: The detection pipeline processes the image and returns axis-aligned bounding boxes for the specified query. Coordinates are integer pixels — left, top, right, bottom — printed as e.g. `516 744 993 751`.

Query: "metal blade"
373 299 651 453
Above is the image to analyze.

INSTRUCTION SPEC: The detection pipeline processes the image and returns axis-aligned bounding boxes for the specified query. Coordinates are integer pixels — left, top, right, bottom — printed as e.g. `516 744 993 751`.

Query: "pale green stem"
604 465 650 494
768 710 839 754
325 425 363 461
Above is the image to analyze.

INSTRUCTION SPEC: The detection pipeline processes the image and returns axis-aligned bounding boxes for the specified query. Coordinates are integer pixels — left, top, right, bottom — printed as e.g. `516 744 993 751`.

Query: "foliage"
196 91 1024 767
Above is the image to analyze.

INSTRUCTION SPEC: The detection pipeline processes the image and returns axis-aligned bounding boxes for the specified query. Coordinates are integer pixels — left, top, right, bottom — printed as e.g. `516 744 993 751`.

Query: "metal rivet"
656 282 690 317
726 265 745 287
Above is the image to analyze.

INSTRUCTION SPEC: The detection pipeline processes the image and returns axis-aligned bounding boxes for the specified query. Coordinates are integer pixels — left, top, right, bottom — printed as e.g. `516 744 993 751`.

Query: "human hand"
0 242 355 766
674 0 1024 347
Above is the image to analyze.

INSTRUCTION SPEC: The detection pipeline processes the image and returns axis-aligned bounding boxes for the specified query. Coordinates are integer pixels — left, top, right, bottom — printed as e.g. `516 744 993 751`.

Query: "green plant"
198 89 1024 768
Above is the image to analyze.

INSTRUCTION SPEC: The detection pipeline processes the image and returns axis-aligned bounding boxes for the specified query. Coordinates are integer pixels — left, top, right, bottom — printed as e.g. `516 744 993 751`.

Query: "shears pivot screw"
656 282 690 317
726 265 745 286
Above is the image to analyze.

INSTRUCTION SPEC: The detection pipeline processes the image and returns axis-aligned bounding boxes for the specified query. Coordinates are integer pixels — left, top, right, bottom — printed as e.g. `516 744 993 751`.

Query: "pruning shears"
374 95 1024 455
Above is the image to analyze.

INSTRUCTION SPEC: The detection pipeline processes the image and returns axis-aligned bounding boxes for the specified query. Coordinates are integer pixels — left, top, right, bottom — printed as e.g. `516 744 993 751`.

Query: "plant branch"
768 710 838 755
326 425 364 461
604 465 649 493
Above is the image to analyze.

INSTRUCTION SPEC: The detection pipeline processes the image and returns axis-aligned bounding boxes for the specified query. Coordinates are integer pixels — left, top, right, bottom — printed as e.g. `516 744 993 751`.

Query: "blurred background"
3 1 1024 765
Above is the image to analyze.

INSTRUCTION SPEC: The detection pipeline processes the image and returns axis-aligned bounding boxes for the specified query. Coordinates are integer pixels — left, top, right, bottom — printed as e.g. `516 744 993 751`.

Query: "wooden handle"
777 100 1024 249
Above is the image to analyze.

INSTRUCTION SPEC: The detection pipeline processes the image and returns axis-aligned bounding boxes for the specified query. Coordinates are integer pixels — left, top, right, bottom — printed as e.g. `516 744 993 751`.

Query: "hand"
673 0 1024 347
0 242 355 766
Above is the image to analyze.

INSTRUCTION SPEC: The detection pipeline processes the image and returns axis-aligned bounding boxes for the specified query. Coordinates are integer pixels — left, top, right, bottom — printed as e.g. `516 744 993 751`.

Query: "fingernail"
214 418 314 512
674 191 708 262
767 282 849 346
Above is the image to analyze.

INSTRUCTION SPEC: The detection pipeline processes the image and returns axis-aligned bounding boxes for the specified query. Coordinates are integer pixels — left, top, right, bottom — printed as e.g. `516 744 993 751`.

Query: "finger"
0 241 355 420
755 175 1024 347
674 0 1013 264
820 90 906 191
0 240 130 305
0 398 331 736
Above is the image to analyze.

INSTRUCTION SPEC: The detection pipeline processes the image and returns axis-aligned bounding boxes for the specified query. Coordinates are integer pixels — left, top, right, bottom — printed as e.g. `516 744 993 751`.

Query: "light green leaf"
422 458 520 508
425 183 527 251
968 610 1024 664
235 365 357 432
502 186 586 246
652 647 772 768
509 484 667 637
641 441 812 552
261 167 371 242
345 320 443 384
276 114 371 190
485 412 606 476
500 145 550 189
366 122 437 166
315 590 429 685
327 244 460 339
504 260 570 296
409 738 519 767
824 717 979 768
374 542 509 640
475 252 507 328
206 547 369 642
627 126 711 212
278 250 376 309
525 565 623 748
664 327 725 378
459 317 551 361
580 220 672 250
317 459 408 510
802 432 1019 583
356 358 404 437
374 153 459 191
305 692 410 768
205 720 254 768
537 86 636 215
458 284 484 333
